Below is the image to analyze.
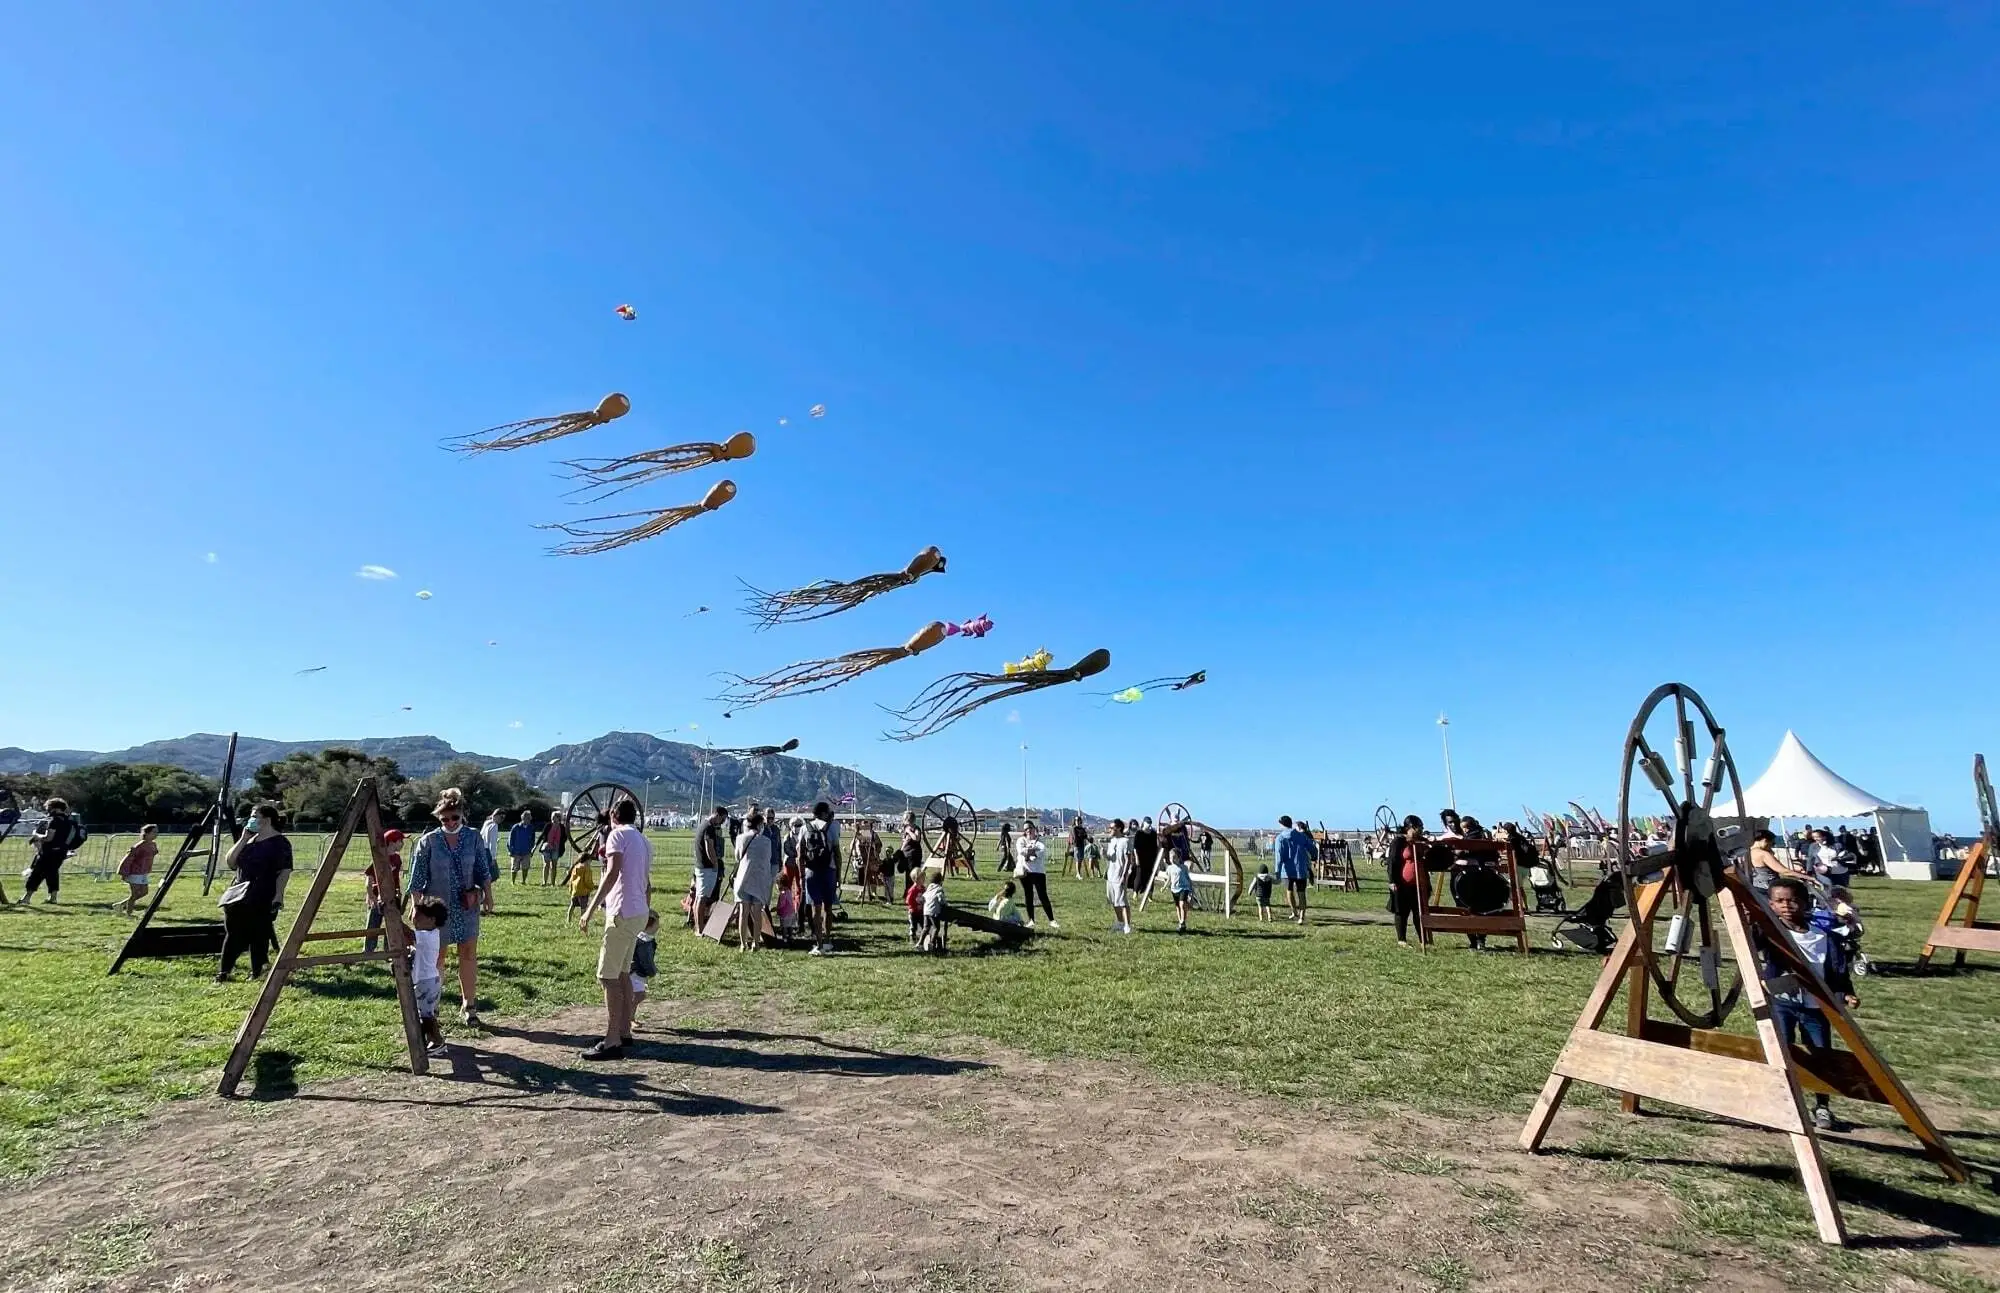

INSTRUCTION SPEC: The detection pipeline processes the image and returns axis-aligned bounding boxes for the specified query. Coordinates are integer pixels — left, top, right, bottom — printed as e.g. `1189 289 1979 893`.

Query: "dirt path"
0 1003 1979 1292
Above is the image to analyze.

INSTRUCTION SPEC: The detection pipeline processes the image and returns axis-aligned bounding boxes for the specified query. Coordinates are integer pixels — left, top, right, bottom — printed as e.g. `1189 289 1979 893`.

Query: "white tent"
1723 731 1939 880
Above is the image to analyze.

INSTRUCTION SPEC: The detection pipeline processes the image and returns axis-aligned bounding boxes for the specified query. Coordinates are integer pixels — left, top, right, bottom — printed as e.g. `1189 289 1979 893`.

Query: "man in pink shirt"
578 797 652 1060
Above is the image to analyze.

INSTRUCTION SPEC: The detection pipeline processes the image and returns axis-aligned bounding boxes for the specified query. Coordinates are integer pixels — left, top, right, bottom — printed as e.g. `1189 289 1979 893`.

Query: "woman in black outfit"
218 802 293 981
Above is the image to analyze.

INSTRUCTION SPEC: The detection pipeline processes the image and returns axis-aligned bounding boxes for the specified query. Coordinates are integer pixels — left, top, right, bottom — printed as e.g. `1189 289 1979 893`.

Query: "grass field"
3 829 1998 1289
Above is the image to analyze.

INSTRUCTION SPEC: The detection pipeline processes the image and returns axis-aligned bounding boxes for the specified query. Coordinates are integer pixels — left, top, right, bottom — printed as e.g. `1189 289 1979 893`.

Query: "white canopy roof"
1723 730 1907 819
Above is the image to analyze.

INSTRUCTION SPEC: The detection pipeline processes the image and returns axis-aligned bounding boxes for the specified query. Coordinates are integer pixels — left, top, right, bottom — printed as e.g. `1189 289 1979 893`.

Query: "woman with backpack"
22 797 83 904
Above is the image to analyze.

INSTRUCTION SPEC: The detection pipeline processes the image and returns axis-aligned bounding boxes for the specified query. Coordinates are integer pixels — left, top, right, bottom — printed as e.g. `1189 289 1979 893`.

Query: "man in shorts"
802 801 843 956
579 798 652 1060
695 804 729 930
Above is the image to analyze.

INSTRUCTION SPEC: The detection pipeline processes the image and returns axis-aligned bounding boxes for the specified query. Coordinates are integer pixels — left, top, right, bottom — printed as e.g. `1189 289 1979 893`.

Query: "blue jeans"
1773 999 1831 1052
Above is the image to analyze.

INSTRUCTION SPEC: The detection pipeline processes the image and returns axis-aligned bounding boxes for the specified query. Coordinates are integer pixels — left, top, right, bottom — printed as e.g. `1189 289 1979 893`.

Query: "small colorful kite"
717 620 957 714
1003 648 1053 675
1097 671 1205 703
885 649 1112 741
447 393 631 455
539 479 737 556
614 304 637 321
740 546 946 627
560 431 756 502
1108 687 1144 704
944 614 993 639
808 404 827 418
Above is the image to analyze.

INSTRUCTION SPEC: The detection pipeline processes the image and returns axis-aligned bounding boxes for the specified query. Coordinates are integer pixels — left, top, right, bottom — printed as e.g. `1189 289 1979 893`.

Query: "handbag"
217 881 251 907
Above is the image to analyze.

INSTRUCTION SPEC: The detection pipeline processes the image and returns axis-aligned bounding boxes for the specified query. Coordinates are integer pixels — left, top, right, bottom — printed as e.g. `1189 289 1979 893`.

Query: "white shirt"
1104 835 1132 890
1015 836 1046 875
481 819 500 858
412 927 441 983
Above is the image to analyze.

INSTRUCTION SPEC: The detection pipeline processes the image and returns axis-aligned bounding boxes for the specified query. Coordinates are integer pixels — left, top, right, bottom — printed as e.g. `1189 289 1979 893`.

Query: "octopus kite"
885 649 1112 741
740 546 947 627
711 738 801 758
1098 671 1206 703
447 393 631 455
561 431 757 502
539 479 737 556
717 620 958 714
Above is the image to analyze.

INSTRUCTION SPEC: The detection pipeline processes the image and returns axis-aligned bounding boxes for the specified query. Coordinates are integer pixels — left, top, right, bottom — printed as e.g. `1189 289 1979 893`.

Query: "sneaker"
808 944 825 957
1122 924 1133 935
1025 920 1036 929
579 1041 624 1061
461 1006 483 1028
425 1042 450 1058
1811 1104 1836 1132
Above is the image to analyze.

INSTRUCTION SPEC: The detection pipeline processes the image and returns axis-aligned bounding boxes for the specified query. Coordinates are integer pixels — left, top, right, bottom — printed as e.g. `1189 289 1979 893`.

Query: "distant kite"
718 620 957 714
447 393 631 455
416 590 433 600
713 738 801 759
945 614 993 640
685 606 710 617
614 304 637 321
540 479 737 556
560 431 756 503
295 665 328 675
1097 671 1205 703
808 404 826 419
886 649 1111 741
741 546 946 627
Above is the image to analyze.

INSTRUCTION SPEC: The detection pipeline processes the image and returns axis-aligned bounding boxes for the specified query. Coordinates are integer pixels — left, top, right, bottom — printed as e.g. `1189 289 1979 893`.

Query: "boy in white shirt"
409 894 449 1058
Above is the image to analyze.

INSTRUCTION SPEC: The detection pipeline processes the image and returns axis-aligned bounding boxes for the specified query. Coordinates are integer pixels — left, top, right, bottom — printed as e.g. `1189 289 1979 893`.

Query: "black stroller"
1552 875 1625 954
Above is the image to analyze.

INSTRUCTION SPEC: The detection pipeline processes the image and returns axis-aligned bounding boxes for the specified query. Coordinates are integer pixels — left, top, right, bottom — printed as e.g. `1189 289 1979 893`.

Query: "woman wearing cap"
364 828 407 954
410 788 498 1025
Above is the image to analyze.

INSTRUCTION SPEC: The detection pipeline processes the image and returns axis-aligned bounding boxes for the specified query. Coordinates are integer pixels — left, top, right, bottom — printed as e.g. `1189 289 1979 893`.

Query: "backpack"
66 817 88 853
800 823 834 872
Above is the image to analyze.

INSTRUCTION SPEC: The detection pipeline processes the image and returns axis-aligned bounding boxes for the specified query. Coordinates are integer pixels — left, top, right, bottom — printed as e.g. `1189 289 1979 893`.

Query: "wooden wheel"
1617 683 1749 1030
1158 802 1191 831
565 781 639 857
921 793 979 862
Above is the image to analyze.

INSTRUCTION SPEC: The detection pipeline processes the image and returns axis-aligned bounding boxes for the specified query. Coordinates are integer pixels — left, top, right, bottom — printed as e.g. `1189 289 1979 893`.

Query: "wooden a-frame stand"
1918 839 1999 971
1521 876 1969 1245
1415 837 1528 954
110 733 240 973
218 777 427 1096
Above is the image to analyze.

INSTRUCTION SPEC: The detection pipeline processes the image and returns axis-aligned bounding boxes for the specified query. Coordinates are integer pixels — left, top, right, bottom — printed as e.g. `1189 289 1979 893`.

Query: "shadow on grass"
1865 961 2000 979
246 1048 300 1099
490 1020 994 1081
292 1045 782 1118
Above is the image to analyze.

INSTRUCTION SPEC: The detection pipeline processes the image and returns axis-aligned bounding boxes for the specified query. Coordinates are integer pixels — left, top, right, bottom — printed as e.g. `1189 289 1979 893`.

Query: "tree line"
1 749 556 832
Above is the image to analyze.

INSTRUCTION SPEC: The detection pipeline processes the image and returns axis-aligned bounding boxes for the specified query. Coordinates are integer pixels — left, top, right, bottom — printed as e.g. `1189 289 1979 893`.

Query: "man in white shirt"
1103 818 1134 934
579 798 652 1060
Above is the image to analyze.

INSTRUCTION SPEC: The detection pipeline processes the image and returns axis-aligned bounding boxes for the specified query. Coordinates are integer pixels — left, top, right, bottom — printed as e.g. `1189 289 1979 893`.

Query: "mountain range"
0 731 926 812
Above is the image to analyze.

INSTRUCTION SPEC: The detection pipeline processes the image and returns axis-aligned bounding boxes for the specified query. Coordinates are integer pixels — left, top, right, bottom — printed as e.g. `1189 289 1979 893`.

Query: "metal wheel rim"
1617 682 1748 1030
921 793 979 860
565 781 639 857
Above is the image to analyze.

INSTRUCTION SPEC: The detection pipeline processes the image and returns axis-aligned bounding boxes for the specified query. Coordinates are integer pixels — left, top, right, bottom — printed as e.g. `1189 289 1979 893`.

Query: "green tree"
404 760 554 831
250 748 410 829
36 763 219 827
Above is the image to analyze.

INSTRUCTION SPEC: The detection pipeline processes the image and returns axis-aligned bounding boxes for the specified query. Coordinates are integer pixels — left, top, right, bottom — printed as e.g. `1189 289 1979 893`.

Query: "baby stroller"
1815 891 1872 978
1552 875 1625 954
1527 857 1567 914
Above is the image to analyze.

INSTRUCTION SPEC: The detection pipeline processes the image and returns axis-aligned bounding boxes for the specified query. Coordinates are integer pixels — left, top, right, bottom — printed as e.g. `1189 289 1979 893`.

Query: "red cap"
382 829 405 845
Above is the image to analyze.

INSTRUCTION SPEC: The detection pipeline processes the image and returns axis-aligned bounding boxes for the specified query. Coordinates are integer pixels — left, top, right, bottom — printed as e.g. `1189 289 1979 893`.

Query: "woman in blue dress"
410 787 497 1026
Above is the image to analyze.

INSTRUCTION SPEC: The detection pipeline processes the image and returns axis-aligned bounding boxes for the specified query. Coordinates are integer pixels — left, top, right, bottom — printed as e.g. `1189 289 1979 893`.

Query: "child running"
1251 865 1275 923
409 893 450 1058
565 854 597 920
117 826 160 915
1165 851 1195 933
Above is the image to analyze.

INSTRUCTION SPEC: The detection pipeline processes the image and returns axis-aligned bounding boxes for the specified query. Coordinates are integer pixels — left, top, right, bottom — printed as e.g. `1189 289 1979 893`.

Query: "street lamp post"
1437 712 1457 813
1020 741 1030 826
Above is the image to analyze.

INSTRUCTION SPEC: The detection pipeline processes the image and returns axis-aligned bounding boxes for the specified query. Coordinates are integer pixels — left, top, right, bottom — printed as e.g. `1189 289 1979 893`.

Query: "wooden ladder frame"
218 777 427 1095
1522 874 1968 1245
1414 837 1529 954
109 734 240 973
1917 753 2000 970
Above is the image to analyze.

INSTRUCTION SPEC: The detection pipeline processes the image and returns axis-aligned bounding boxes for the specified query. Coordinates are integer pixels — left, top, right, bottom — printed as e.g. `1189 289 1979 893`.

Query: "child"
1252 865 1275 923
630 910 659 1030
1825 885 1871 979
1166 853 1195 933
117 825 160 915
776 856 802 941
904 868 924 945
988 880 1025 926
364 828 405 953
409 893 450 1058
920 872 948 954
565 854 596 920
1763 877 1858 1131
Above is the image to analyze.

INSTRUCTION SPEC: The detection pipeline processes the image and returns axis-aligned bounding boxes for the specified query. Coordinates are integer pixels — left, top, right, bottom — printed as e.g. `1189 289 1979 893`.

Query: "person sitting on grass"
1251 864 1275 923
408 893 450 1058
1165 850 1195 933
117 825 159 915
1763 877 1858 1132
565 854 596 920
988 880 1025 926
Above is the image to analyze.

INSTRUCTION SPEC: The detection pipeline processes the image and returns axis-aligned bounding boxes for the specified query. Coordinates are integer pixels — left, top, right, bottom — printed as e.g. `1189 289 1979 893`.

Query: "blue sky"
4 4 1998 827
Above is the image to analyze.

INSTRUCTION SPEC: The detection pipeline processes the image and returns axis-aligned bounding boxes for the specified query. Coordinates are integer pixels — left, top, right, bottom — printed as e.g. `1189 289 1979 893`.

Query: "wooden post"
1917 840 1997 971
218 779 426 1096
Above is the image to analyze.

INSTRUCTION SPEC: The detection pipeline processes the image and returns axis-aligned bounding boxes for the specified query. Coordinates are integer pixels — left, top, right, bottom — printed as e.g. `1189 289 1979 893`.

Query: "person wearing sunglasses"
410 787 498 1026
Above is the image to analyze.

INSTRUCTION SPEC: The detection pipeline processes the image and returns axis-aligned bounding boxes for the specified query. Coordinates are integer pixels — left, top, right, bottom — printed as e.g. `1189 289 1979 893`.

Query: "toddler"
776 858 802 940
1252 865 1275 923
1166 855 1195 933
117 825 160 915
630 910 659 1028
988 880 1025 925
409 893 449 1058
364 828 405 953
565 855 597 920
